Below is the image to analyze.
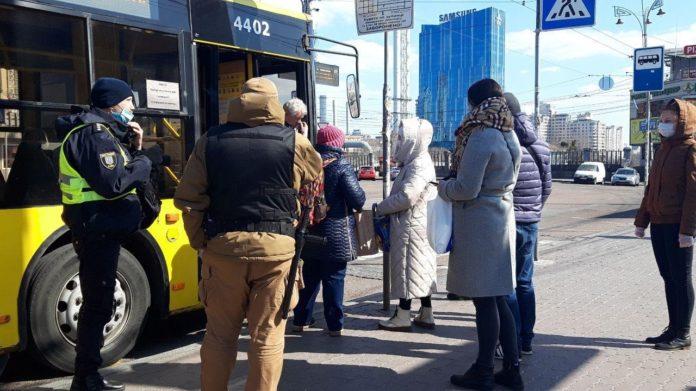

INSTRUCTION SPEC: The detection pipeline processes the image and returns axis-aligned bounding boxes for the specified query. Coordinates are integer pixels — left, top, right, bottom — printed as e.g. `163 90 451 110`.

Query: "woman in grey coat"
438 79 524 390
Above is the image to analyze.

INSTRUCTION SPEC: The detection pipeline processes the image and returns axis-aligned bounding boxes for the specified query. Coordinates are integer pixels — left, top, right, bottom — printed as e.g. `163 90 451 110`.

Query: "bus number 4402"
234 16 271 37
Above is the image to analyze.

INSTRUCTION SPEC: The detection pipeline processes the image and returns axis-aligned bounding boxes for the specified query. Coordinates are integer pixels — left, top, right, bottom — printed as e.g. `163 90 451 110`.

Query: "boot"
645 327 674 344
654 334 691 351
413 307 435 329
71 374 125 391
450 363 494 390
378 307 412 332
494 362 525 390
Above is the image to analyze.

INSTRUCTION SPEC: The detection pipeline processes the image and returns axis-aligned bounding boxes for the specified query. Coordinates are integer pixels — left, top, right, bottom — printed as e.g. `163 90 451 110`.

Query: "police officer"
59 78 153 391
174 78 323 391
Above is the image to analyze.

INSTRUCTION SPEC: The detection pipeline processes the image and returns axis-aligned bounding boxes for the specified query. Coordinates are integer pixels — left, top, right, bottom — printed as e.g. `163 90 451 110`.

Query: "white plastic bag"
427 194 452 254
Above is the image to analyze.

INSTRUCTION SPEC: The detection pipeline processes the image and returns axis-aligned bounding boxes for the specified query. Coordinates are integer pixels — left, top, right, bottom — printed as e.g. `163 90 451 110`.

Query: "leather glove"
634 226 646 238
679 234 695 248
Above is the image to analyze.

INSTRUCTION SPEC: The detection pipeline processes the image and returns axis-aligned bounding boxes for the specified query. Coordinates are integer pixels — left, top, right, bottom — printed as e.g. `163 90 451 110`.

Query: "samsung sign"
439 9 477 23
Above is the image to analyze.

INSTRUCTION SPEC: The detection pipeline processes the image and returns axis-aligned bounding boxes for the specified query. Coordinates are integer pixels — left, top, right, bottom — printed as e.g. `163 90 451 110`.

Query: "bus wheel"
29 244 150 373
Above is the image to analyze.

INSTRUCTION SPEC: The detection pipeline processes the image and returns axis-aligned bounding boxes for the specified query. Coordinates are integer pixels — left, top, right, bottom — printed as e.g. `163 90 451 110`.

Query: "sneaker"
378 307 412 332
520 343 533 356
329 330 342 337
654 335 691 351
413 307 435 329
291 319 316 333
645 327 674 344
494 362 525 390
494 343 504 360
450 363 494 390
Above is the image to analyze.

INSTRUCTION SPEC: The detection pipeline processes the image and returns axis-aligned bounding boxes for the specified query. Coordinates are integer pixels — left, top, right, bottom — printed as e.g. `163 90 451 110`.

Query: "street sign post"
633 46 664 93
355 0 414 312
355 0 414 35
541 0 596 31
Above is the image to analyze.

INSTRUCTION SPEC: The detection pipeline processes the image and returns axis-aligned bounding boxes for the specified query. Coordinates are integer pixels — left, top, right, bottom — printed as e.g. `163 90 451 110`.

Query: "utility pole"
614 0 667 185
345 102 350 134
381 30 390 311
332 99 336 125
533 0 541 126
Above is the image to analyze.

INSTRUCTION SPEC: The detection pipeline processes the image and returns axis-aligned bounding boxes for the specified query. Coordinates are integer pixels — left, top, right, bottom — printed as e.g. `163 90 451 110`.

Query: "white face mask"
658 122 676 138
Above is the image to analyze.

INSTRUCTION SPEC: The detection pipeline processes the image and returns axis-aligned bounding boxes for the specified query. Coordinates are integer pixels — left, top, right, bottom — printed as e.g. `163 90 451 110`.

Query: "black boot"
450 363 494 390
71 374 125 391
494 362 525 390
645 327 674 344
654 334 691 351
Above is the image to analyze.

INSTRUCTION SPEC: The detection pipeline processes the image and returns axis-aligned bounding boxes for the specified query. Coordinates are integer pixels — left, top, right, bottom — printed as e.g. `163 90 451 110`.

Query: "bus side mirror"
347 74 361 119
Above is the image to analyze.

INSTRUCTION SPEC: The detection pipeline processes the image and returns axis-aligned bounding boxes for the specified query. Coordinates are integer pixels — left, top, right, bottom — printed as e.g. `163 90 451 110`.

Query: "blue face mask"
112 107 134 123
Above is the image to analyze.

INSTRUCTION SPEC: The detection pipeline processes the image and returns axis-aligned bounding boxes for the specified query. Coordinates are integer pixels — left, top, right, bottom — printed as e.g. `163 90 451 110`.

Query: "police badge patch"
99 152 117 170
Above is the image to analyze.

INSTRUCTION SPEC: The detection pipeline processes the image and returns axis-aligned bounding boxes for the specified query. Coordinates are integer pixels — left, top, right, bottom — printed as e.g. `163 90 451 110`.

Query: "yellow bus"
0 0 360 374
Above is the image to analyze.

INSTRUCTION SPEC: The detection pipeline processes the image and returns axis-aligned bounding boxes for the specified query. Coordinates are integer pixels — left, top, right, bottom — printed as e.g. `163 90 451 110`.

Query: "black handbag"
138 146 164 229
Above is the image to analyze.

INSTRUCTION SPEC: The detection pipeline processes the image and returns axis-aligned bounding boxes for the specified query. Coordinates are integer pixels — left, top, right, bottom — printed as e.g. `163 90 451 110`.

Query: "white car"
574 162 606 185
611 168 641 186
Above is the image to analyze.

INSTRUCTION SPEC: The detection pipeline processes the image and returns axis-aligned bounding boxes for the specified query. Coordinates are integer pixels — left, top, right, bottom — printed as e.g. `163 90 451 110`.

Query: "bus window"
0 5 90 104
255 56 303 108
92 22 180 111
0 109 66 209
136 116 186 198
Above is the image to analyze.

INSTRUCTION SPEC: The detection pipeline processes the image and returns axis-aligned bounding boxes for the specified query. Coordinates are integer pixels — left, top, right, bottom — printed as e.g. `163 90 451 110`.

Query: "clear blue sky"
269 0 695 143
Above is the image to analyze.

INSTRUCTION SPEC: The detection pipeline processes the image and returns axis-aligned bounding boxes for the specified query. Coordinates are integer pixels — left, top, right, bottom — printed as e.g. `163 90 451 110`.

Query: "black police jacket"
57 107 151 237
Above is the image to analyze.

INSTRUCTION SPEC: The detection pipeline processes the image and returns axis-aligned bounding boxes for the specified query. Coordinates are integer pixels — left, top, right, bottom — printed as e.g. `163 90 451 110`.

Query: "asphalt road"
0 181 646 390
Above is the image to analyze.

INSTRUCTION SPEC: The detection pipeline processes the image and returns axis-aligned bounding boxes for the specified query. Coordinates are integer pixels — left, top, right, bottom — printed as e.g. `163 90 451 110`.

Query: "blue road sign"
599 76 614 91
541 0 596 31
633 46 664 93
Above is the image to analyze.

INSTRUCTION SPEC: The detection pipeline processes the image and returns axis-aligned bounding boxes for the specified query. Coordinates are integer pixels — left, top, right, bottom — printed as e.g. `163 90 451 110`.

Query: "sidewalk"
26 226 696 390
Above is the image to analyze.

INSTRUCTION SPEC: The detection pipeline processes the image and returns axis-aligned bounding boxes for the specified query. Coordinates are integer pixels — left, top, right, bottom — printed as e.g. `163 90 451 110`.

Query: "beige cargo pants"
198 251 298 391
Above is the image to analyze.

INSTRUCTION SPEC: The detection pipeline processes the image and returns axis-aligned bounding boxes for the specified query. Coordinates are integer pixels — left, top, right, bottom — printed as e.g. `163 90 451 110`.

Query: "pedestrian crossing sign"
541 0 596 31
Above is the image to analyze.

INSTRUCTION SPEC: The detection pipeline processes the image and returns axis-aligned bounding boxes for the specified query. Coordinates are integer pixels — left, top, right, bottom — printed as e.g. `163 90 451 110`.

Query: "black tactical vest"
204 123 297 238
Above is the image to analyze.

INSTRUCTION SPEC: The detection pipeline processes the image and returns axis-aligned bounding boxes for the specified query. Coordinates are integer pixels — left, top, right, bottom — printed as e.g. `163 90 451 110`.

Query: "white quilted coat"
376 118 437 300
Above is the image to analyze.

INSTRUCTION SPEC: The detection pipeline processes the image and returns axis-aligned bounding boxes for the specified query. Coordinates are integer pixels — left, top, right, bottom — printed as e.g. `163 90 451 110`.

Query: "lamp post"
613 0 666 185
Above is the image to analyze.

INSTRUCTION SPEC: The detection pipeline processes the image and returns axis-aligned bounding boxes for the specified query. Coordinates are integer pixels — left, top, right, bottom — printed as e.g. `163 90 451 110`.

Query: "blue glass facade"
417 8 506 148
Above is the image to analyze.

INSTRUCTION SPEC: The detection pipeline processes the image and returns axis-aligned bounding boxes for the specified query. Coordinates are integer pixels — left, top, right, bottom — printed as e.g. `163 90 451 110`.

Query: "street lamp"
613 0 666 185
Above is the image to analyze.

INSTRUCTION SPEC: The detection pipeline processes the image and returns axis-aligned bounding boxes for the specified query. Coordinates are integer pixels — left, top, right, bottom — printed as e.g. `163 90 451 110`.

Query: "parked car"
359 166 377 181
611 167 640 186
390 167 400 181
574 162 606 185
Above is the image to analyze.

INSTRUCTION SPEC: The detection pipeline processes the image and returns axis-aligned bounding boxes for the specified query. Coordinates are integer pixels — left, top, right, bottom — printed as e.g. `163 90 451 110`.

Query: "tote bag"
353 208 380 256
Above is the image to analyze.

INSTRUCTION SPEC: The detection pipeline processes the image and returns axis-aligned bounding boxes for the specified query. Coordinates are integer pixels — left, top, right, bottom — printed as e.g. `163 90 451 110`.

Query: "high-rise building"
546 111 623 150
417 8 506 148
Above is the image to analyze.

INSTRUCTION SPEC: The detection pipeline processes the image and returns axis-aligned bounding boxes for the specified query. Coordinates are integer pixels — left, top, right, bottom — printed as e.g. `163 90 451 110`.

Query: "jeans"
292 258 347 332
651 224 694 336
505 222 538 349
73 233 121 378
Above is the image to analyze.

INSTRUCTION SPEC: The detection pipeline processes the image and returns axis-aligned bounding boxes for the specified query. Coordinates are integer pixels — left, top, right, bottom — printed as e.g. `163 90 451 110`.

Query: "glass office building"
418 8 505 148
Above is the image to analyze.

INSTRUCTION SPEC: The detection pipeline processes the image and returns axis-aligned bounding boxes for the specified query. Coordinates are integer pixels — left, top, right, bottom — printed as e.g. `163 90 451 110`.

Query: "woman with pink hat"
292 124 366 336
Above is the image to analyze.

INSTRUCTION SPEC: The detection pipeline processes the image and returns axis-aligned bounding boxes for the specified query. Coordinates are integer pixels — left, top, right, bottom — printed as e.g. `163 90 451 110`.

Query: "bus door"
196 44 310 133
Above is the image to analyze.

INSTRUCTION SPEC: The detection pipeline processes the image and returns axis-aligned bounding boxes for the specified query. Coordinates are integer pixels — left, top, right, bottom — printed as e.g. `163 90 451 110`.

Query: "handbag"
353 208 379 256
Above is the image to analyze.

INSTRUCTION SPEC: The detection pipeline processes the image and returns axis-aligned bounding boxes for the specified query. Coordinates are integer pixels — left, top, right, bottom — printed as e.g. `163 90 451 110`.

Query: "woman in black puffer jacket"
292 124 366 336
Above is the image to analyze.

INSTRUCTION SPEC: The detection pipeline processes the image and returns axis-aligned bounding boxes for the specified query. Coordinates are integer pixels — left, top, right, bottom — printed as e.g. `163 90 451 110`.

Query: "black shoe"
447 293 472 301
494 363 525 390
71 375 125 391
450 363 494 390
654 335 691 351
645 327 674 344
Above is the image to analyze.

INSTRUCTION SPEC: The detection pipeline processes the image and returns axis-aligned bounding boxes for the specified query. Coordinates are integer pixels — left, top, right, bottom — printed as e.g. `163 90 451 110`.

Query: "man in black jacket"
58 78 155 391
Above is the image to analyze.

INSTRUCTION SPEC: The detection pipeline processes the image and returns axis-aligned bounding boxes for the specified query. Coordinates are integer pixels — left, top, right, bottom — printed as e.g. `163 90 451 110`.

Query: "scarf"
450 96 514 175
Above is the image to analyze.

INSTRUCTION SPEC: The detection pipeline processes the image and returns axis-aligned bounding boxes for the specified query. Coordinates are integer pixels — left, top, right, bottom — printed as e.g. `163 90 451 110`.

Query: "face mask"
112 106 134 123
658 122 676 138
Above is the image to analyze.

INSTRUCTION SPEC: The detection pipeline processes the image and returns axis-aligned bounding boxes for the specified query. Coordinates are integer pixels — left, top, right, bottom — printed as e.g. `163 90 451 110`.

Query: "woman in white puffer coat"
376 118 438 331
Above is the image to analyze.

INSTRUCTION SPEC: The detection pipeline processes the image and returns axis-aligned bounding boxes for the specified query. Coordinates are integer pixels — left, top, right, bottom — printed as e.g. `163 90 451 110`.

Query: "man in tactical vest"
58 77 155 391
174 78 323 390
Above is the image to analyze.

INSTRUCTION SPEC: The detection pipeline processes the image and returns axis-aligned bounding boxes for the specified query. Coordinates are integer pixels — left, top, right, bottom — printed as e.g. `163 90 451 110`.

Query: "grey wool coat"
438 127 522 298
377 118 438 300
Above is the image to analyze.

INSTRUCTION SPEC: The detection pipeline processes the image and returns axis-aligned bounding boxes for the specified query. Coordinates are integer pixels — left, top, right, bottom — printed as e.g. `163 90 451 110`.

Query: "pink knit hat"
317 124 345 148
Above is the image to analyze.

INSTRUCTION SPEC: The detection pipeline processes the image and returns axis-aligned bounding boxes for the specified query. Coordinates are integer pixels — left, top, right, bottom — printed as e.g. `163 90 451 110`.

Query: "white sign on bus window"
146 80 180 111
